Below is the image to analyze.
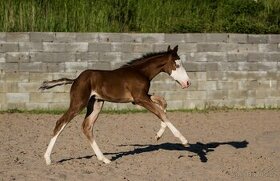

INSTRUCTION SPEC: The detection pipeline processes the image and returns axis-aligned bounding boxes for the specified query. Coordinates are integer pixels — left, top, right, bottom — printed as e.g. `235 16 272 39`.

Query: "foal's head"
163 45 191 89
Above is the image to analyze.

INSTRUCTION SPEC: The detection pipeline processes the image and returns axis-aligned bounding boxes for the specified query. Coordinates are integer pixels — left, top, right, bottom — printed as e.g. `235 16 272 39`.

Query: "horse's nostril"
187 81 191 86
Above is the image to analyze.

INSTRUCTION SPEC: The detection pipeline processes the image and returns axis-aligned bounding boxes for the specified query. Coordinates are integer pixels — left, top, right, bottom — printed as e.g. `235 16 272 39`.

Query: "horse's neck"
137 56 167 80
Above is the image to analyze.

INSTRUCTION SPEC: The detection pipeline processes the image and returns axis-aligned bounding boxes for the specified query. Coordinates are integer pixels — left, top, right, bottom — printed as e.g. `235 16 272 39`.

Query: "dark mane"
121 51 170 68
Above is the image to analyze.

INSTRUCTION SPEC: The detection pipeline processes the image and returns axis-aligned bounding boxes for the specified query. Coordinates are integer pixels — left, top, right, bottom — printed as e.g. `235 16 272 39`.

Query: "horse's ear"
173 45 178 52
167 45 171 51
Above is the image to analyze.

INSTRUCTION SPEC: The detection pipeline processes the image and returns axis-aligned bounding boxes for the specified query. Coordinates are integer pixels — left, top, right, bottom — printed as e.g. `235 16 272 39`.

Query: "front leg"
150 95 167 140
135 96 188 145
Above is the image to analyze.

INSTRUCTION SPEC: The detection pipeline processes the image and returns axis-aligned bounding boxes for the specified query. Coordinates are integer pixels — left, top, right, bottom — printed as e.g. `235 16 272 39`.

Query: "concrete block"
88 43 111 52
244 97 256 107
6 93 29 103
76 33 99 42
248 34 268 44
267 52 280 62
111 42 134 52
76 52 99 62
247 71 267 80
48 102 69 109
30 52 75 63
7 103 26 110
5 72 29 82
29 73 53 82
185 33 206 43
188 52 207 62
30 32 54 42
256 90 276 99
141 33 164 43
99 52 121 62
121 53 143 62
88 61 111 70
185 62 206 72
197 81 217 90
197 43 224 52
257 62 277 71
0 33 6 42
224 43 239 52
188 72 207 80
47 63 65 73
217 81 238 90
120 33 143 43
268 34 280 44
4 63 19 72
227 53 247 62
257 80 277 89
237 62 258 71
177 43 197 53
206 62 219 71
19 62 47 72
52 72 77 80
43 42 88 52
122 33 164 43
65 62 88 73
164 34 185 43
247 53 266 62
206 52 227 62
207 90 228 100
227 71 248 80
52 92 69 103
219 62 238 71
5 82 19 92
235 44 258 52
0 93 6 104
206 33 228 43
6 32 29 42
237 80 257 90
0 82 6 92
186 91 207 100
18 82 40 92
228 34 247 43
54 33 76 42
133 43 154 53
0 43 19 52
6 52 30 63
26 103 49 110
258 44 278 52
30 92 53 103
0 53 5 62
228 90 247 99
267 72 280 80
98 33 122 42
19 42 43 52
207 71 227 80
183 100 205 109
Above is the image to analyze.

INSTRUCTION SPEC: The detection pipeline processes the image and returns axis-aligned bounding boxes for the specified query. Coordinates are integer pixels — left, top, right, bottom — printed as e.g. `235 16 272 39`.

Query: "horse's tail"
39 78 75 90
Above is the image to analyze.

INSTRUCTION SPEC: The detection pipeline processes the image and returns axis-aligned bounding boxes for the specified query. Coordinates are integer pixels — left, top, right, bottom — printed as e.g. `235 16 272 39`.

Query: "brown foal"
41 45 191 164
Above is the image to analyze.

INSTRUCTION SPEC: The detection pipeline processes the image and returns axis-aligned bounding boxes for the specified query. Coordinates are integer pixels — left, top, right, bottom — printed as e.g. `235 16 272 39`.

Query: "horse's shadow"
58 140 248 163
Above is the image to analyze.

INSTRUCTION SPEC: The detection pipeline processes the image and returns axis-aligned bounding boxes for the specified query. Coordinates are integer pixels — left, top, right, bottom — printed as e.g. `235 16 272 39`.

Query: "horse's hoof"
103 158 111 164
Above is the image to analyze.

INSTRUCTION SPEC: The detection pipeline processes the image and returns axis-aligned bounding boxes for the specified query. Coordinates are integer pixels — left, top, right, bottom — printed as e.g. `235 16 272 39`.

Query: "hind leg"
82 97 110 164
44 88 89 165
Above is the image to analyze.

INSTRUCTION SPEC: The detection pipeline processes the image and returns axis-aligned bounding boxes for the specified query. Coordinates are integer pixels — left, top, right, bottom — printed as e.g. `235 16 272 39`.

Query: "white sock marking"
44 124 66 165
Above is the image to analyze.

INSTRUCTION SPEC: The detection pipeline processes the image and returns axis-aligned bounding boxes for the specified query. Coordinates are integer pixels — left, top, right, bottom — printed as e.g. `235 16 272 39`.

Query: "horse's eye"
176 64 180 68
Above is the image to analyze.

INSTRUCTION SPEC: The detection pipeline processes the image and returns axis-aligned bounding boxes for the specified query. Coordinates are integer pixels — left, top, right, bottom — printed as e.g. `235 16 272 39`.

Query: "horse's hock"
0 33 279 110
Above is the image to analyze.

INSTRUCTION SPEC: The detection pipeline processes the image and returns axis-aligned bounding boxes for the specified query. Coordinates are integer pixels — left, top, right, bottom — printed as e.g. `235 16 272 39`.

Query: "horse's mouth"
176 80 190 89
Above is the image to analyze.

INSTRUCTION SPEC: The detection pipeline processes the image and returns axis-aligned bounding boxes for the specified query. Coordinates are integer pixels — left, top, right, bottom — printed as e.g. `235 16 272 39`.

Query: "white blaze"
170 60 190 88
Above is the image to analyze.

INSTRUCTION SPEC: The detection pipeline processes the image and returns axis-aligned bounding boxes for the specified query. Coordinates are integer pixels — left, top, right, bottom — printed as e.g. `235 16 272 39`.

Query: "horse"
40 45 191 164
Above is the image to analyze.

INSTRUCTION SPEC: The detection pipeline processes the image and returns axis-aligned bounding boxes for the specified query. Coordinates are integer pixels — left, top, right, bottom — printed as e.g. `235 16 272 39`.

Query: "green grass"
0 0 279 33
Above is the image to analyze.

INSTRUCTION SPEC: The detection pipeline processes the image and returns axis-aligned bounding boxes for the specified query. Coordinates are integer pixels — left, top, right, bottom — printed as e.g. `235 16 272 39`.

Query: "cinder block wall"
0 32 279 110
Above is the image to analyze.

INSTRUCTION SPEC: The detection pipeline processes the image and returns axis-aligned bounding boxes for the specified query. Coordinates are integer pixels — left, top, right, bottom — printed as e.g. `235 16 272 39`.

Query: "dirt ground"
0 110 280 181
